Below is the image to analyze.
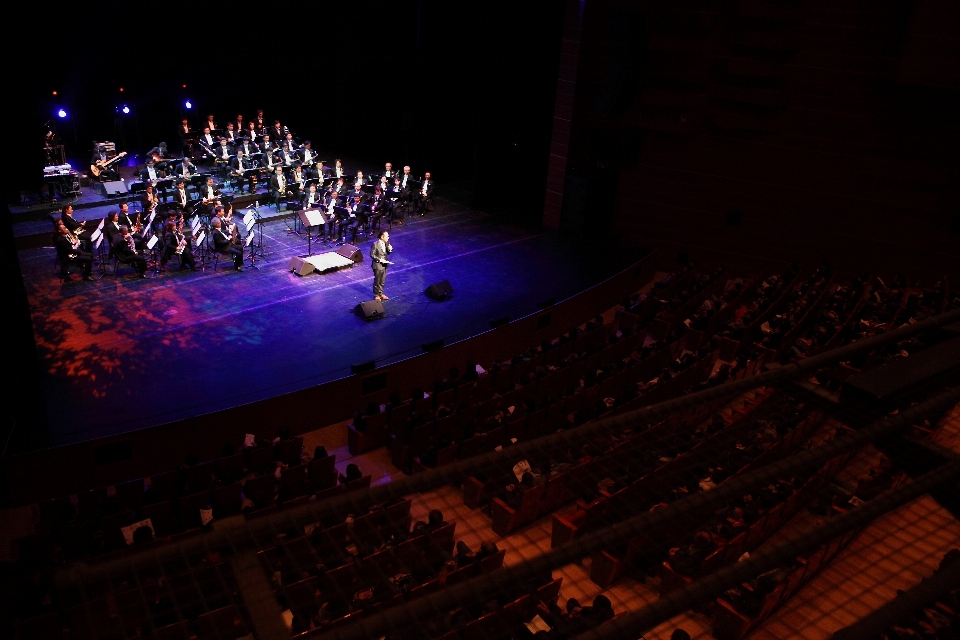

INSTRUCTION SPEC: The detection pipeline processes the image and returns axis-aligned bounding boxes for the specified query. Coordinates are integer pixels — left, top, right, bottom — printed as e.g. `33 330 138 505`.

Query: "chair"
211 483 243 518
276 436 304 466
281 464 309 497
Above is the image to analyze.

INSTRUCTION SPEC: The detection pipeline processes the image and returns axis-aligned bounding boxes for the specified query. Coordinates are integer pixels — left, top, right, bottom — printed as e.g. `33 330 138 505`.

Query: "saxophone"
175 219 187 255
65 230 81 251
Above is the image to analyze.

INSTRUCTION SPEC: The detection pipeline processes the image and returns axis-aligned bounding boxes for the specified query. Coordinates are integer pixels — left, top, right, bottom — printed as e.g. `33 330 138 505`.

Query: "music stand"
298 208 327 256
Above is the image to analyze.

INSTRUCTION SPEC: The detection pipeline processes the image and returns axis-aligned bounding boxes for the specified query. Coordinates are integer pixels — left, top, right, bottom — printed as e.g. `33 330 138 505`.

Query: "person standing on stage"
370 230 392 301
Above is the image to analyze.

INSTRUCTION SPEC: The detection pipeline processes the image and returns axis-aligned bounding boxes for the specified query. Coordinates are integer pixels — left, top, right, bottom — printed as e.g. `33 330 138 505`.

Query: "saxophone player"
54 220 95 281
161 220 197 271
112 225 148 277
118 202 147 252
211 216 244 271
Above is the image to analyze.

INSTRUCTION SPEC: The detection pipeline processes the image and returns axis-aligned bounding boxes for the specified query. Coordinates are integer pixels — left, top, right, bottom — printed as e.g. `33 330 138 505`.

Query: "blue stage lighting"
185 100 192 109
57 109 67 118
122 105 130 114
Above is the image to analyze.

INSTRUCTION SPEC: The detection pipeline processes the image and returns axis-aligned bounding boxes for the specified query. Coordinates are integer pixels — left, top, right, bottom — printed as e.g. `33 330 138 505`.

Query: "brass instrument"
133 213 143 235
65 229 81 251
229 222 239 245
126 233 137 253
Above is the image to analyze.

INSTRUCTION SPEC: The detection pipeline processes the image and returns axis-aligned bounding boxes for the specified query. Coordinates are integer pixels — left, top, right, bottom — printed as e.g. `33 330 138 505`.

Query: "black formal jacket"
54 233 82 260
61 213 83 233
112 235 140 260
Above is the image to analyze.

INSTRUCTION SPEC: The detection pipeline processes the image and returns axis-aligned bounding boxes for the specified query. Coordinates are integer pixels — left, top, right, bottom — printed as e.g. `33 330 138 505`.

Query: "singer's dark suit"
370 238 392 298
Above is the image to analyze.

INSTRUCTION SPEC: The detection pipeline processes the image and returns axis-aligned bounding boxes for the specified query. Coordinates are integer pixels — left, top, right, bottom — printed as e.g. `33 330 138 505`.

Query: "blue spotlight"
57 109 67 118
185 100 192 109
122 105 130 114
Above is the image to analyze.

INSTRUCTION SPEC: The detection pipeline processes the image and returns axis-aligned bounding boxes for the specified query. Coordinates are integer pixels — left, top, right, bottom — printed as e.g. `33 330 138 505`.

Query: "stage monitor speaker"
337 243 363 263
425 279 454 301
355 299 385 320
288 256 316 277
102 180 128 196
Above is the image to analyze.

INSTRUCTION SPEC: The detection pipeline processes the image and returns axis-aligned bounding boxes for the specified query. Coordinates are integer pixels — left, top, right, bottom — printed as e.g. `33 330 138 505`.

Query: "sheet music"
146 235 159 250
90 228 102 243
94 234 103 250
195 231 205 245
96 218 105 231
245 233 255 247
243 211 256 229
191 217 201 232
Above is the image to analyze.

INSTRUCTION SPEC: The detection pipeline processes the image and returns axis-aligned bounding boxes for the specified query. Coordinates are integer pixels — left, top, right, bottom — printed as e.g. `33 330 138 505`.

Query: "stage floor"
16 199 648 452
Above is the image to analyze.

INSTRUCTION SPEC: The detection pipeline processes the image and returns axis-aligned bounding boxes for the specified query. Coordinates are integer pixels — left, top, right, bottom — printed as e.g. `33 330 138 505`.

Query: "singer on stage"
370 230 392 301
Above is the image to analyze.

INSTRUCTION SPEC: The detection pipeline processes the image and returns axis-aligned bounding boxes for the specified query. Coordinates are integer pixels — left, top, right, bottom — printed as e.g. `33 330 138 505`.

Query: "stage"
15 196 648 453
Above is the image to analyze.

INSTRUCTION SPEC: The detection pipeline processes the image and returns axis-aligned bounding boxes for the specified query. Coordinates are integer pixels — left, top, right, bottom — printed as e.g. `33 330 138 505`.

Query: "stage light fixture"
185 100 192 109
57 109 67 118
52 90 57 96
122 105 130 114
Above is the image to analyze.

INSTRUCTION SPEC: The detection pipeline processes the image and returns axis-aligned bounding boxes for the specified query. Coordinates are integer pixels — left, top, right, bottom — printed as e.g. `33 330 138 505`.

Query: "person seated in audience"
311 445 328 460
413 509 445 532
671 630 692 640
339 463 363 485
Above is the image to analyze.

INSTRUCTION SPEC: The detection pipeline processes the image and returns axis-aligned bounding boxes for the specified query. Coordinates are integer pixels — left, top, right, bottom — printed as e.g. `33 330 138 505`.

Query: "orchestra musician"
112 225 148 277
337 194 362 244
283 132 297 152
383 162 397 181
216 138 233 163
200 177 220 217
378 175 390 193
141 185 160 222
269 166 291 209
246 121 258 141
389 177 405 224
222 122 238 143
232 150 251 193
400 165 413 191
173 179 190 211
301 140 315 166
280 146 297 167
348 182 366 203
160 220 197 271
415 172 434 215
91 146 119 181
54 220 95 281
60 205 92 248
103 211 122 246
270 120 286 141
354 171 366 188
321 190 339 243
177 157 195 177
334 159 345 179
239 137 257 157
300 182 321 210
369 187 388 230
179 119 194 156
205 114 217 132
290 163 307 198
200 127 216 149
235 114 245 133
211 215 244 271
261 134 274 154
314 161 329 183
255 109 266 133
118 202 146 252
140 160 162 183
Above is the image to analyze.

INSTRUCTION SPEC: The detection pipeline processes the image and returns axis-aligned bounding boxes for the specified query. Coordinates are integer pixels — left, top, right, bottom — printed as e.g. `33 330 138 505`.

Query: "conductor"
370 230 393 301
